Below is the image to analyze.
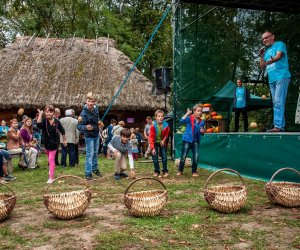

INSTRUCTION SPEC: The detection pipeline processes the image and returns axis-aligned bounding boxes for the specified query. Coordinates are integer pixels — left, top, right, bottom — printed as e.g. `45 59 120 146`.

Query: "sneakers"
93 170 102 177
114 173 121 181
4 175 16 181
120 172 128 178
85 176 94 181
153 172 163 178
0 178 7 184
192 173 199 177
47 178 54 184
176 172 183 176
162 173 169 178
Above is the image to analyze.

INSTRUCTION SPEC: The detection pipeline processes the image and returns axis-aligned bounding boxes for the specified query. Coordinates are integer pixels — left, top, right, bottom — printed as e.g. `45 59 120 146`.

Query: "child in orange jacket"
148 109 170 178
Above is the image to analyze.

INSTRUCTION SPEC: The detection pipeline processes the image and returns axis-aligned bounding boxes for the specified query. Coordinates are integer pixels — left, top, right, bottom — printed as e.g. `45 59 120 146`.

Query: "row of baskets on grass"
1 168 299 221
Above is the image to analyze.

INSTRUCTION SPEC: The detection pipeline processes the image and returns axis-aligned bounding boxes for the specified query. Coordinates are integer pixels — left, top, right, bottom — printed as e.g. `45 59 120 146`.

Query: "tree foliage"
0 0 172 79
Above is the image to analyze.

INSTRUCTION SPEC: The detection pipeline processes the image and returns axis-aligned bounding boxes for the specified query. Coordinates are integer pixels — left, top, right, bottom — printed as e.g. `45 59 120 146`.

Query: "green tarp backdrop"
174 133 300 182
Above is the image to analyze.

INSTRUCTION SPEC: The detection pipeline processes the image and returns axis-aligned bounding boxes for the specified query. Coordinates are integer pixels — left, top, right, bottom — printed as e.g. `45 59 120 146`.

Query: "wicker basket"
204 168 247 213
0 182 17 221
124 177 167 217
43 175 92 220
265 167 300 207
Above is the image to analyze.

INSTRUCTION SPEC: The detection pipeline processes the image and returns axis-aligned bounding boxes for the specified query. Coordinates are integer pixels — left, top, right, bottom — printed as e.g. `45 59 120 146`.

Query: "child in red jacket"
149 109 170 178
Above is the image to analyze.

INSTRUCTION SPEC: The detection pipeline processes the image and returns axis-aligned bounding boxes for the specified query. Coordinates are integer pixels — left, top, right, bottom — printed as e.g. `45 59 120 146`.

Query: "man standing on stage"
234 79 250 132
259 31 291 132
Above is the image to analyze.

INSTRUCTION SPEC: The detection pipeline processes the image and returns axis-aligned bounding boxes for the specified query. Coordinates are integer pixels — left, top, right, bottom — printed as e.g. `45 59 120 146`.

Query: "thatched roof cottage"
0 36 168 128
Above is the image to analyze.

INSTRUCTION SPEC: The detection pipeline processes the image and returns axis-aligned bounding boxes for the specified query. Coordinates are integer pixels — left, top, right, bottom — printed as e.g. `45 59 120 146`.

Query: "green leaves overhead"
1 0 172 79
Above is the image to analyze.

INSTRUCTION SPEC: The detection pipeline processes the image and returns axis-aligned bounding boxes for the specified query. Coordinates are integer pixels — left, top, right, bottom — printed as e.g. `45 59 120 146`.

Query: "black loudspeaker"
155 67 171 89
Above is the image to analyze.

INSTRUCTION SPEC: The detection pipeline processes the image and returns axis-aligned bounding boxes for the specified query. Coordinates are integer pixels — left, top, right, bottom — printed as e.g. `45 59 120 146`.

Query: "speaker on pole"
155 67 171 90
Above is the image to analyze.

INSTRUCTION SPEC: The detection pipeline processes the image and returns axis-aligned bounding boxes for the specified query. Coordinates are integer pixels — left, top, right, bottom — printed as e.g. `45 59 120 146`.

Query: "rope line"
101 4 172 121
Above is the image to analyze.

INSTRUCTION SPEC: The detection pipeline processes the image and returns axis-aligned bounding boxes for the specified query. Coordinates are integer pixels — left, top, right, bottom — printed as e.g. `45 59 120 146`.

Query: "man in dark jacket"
77 93 102 180
233 79 250 132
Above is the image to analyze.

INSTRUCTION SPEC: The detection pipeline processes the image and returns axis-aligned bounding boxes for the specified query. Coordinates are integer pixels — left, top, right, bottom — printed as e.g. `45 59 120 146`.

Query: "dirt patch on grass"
3 202 128 249
209 206 300 250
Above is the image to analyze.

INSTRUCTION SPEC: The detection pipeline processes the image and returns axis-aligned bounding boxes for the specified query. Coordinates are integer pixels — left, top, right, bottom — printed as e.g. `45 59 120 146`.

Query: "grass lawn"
0 154 299 250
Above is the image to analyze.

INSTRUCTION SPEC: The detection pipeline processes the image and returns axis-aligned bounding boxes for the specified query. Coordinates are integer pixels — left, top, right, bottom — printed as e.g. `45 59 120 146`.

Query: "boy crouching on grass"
149 109 170 178
108 128 135 180
177 104 205 177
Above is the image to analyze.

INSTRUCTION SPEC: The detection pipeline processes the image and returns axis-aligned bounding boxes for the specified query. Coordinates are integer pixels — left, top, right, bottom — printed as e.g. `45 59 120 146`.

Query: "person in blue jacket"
77 92 102 180
177 104 205 177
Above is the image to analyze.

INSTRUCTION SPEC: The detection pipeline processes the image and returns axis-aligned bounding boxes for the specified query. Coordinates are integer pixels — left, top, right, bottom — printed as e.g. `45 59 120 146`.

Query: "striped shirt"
108 135 132 155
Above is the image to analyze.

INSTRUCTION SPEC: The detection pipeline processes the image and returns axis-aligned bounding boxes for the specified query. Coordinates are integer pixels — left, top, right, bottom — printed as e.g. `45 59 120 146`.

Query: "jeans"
85 136 99 177
234 107 248 132
61 143 76 166
98 137 103 154
269 78 290 130
0 149 10 161
151 143 168 174
103 145 108 156
75 144 79 164
178 141 199 173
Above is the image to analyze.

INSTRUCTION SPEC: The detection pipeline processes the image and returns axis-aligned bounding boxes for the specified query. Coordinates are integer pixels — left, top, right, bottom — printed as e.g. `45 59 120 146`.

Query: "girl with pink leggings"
37 105 67 184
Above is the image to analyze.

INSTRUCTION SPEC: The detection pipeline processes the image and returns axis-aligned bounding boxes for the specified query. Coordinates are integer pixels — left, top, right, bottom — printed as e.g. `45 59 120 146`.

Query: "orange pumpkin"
215 115 223 120
211 111 217 116
206 128 214 133
203 103 212 107
250 122 257 128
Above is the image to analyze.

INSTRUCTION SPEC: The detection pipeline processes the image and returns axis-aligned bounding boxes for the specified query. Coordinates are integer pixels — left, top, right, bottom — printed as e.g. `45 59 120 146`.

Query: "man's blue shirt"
264 41 291 83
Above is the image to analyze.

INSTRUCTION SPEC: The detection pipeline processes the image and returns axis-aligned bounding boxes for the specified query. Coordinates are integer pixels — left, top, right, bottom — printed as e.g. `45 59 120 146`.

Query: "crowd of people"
0 31 291 183
0 92 174 183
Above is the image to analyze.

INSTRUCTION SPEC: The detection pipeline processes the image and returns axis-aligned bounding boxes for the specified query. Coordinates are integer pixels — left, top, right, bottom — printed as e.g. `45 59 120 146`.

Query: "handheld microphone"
258 46 265 56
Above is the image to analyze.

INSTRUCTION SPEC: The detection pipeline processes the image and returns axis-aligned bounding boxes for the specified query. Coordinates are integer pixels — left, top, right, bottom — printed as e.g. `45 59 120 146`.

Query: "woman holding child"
19 117 39 169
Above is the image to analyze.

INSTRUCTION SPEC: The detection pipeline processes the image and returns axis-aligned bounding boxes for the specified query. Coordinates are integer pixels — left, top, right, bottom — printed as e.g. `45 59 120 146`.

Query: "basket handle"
205 168 245 189
45 175 89 194
124 177 167 196
268 167 300 184
0 182 15 195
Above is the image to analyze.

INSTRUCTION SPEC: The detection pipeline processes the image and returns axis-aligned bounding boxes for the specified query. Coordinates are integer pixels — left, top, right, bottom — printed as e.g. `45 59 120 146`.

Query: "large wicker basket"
265 167 300 207
124 177 167 217
43 175 92 219
204 168 247 213
0 183 17 221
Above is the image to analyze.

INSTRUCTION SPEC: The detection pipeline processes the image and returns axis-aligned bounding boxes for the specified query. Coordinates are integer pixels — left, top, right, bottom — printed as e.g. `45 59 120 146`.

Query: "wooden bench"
9 151 23 159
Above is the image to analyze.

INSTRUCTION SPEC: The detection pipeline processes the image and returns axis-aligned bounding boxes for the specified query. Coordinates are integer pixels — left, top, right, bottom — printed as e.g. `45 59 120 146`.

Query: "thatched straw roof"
0 36 167 111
